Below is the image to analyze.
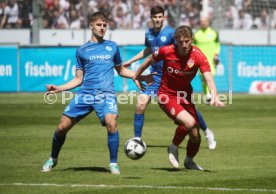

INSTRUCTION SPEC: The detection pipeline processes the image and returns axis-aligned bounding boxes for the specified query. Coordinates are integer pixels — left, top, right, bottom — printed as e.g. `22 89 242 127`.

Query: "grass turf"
0 93 275 194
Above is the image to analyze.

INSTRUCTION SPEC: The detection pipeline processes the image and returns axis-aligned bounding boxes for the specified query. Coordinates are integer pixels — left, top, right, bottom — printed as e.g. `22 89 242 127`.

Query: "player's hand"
213 54 220 65
133 72 157 91
122 61 132 68
133 78 145 91
45 85 61 95
139 72 157 85
133 76 148 91
210 95 225 107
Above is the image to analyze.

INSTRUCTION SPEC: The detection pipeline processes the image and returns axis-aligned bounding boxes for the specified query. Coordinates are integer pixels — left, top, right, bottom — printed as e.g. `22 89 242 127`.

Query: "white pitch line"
0 183 275 193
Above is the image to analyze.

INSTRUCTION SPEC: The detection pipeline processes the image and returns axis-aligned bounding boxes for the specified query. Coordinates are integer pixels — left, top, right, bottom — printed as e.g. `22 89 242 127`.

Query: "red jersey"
152 45 211 96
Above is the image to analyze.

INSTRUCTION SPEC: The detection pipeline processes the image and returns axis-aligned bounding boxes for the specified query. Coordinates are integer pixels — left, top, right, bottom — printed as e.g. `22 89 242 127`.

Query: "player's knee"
136 95 150 113
57 123 71 134
56 126 69 135
106 120 117 133
184 120 196 130
136 102 147 113
57 116 74 135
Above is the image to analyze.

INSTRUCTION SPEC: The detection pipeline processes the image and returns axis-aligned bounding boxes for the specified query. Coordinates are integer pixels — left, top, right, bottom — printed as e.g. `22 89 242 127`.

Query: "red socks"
172 125 188 146
172 125 201 158
187 139 200 158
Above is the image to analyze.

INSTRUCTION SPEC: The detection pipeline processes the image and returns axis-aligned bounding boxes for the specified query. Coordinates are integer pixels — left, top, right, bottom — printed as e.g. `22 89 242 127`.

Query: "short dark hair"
174 25 193 40
89 12 108 23
150 6 164 16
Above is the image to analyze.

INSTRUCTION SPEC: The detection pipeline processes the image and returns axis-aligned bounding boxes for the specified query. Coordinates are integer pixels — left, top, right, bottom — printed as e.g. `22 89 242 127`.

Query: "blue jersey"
76 40 122 93
145 25 175 76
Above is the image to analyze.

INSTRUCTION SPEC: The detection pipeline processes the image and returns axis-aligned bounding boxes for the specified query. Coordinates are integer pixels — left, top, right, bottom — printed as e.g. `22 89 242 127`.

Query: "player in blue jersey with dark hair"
41 12 153 175
123 6 175 138
123 6 217 169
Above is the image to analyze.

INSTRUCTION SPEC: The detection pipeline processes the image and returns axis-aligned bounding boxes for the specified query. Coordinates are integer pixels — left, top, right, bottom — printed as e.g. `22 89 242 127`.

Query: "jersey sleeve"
152 47 165 62
114 45 122 66
75 49 83 69
197 49 211 73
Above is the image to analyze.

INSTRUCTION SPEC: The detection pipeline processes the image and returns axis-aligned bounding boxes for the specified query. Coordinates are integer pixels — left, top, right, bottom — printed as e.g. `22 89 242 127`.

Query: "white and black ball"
124 137 147 160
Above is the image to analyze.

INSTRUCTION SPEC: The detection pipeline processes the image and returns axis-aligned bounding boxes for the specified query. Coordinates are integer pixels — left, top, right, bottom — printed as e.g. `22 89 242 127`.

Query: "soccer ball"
124 137 147 160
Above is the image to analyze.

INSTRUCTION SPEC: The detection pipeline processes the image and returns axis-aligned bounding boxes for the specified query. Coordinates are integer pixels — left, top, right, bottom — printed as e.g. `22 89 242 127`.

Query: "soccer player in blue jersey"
123 6 217 169
123 6 174 137
41 12 153 175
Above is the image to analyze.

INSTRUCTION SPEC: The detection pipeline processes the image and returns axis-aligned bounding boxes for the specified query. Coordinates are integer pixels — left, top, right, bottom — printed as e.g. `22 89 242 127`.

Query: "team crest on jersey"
160 36 167 42
187 59 194 68
105 46 112 51
170 107 175 116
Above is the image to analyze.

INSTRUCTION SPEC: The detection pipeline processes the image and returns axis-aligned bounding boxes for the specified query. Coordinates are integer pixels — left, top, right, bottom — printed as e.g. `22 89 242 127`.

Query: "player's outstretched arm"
122 47 152 67
202 72 225 107
45 69 83 94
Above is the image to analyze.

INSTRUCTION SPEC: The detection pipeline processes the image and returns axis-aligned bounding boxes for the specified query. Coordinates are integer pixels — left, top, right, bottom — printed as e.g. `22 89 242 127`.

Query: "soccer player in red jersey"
133 25 224 170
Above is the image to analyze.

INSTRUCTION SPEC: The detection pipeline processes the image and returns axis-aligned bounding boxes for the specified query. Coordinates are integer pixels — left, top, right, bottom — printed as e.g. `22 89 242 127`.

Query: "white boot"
167 143 179 168
205 128 216 150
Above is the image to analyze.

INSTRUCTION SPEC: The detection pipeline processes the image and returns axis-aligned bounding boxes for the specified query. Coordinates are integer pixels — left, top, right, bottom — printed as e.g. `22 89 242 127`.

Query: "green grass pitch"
0 93 275 194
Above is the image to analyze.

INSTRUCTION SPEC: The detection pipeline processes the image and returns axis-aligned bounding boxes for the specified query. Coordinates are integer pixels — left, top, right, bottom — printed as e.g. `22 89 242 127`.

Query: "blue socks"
50 130 119 163
51 131 66 159
134 113 144 137
196 110 208 131
50 130 119 164
108 131 119 163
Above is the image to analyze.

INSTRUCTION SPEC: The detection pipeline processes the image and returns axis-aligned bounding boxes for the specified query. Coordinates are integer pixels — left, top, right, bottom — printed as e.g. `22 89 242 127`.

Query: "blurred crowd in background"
0 0 276 30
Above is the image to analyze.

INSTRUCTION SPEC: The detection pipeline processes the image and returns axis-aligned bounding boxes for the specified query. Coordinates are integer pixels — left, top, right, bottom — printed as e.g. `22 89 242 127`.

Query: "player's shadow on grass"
123 177 143 179
147 145 185 148
151 168 216 173
150 167 181 172
63 167 109 173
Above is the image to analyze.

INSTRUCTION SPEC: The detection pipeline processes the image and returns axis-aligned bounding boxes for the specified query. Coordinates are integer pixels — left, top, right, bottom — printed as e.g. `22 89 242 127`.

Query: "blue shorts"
140 74 161 97
63 91 118 125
